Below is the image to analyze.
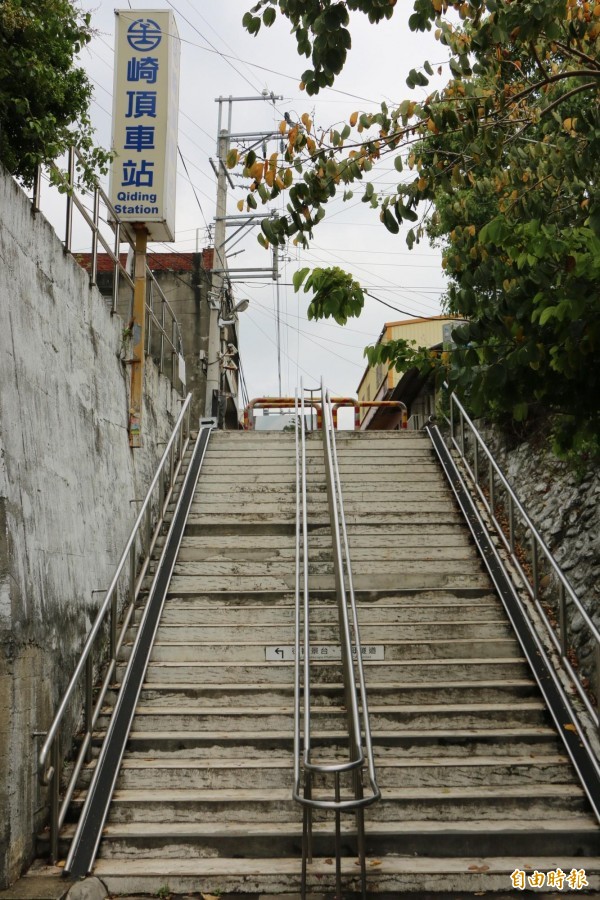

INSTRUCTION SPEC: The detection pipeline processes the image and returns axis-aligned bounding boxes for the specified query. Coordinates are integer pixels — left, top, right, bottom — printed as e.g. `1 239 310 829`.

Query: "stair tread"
134 678 538 691
94 726 557 740
81 783 584 802
86 752 572 771
121 701 546 715
134 638 518 647
93 854 600 876
74 817 600 839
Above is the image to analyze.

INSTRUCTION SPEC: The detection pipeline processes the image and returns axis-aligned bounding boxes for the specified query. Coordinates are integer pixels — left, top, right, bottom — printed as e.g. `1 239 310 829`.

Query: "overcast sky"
72 0 449 403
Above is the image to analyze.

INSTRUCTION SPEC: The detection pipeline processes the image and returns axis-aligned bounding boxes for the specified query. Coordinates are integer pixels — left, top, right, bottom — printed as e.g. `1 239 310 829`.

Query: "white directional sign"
265 645 384 662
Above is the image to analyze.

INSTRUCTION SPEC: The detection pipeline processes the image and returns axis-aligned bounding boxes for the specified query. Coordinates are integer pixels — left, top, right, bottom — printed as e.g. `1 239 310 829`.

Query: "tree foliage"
0 0 111 188
241 0 600 453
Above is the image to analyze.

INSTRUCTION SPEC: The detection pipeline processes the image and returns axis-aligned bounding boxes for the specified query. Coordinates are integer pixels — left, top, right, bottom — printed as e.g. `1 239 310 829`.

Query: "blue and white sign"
109 10 180 242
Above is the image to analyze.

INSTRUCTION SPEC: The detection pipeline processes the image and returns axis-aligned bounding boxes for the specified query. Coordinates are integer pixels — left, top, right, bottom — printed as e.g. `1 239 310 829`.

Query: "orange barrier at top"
357 400 408 430
244 397 408 430
243 397 322 430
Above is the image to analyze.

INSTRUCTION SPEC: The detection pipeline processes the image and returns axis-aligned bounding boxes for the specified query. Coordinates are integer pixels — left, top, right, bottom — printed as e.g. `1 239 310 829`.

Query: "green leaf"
383 207 399 234
539 306 556 325
293 267 310 292
512 402 529 422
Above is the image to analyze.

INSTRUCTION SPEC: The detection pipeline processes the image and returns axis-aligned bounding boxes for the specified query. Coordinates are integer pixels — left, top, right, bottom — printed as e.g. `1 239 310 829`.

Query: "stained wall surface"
0 166 180 886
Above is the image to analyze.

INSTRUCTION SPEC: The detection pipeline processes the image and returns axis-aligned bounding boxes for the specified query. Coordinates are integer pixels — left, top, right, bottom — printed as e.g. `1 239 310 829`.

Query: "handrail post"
90 188 100 287
334 772 342 899
84 654 93 762
129 545 137 626
112 223 121 315
64 147 75 253
531 536 539 601
32 165 42 213
172 319 177 385
559 582 568 656
508 495 515 552
50 739 60 864
160 300 166 375
110 593 118 661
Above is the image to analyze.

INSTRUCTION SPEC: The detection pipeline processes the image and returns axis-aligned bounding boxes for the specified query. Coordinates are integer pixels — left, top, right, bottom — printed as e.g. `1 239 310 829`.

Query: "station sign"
109 10 180 241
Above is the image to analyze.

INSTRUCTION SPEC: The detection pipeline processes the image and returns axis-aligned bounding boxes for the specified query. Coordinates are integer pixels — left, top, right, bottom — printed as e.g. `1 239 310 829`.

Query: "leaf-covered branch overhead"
0 0 112 188
241 0 600 455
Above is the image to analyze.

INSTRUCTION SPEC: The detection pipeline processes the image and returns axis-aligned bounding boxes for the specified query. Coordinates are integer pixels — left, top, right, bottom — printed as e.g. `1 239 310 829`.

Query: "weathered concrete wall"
0 166 180 887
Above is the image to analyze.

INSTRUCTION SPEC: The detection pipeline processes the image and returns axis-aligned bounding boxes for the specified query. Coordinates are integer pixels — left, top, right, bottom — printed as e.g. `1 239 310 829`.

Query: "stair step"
52 820 599 862
127 637 521 664
89 853 600 895
172 545 478 563
109 678 540 708
166 571 493 592
70 784 588 825
99 700 547 733
138 621 512 643
118 656 532 684
167 560 484 577
89 726 561 757
72 753 576 791
157 600 506 625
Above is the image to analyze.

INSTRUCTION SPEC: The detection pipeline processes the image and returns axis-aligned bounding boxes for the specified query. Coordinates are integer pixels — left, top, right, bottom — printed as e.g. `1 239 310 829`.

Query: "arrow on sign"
275 647 284 659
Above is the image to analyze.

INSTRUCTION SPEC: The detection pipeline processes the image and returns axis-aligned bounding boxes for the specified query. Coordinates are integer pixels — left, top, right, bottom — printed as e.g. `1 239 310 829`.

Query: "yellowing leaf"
279 120 287 134
250 161 264 182
236 199 244 212
301 112 312 131
226 148 239 169
349 111 359 127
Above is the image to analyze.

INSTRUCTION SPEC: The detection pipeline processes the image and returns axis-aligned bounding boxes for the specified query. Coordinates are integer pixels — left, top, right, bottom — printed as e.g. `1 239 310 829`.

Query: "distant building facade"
357 316 463 430
75 250 241 429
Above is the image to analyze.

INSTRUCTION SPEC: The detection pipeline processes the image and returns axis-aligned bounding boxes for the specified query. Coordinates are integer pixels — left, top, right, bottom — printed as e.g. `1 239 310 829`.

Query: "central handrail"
38 393 193 862
293 380 380 899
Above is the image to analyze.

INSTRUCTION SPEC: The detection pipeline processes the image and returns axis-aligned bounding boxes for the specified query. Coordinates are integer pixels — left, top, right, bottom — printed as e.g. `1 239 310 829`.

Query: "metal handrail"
33 146 184 392
444 389 600 727
293 381 380 898
38 393 193 862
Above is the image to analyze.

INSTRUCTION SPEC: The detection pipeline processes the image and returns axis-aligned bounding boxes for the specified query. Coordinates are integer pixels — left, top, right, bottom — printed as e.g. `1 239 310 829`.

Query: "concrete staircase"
54 429 599 895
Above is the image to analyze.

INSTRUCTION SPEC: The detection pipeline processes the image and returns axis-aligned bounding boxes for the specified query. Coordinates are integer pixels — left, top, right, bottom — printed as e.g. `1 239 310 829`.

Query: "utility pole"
274 245 282 397
205 128 229 419
205 93 284 425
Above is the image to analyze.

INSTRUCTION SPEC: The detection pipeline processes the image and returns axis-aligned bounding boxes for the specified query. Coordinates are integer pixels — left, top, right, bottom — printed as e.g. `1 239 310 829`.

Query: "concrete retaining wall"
0 166 181 886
